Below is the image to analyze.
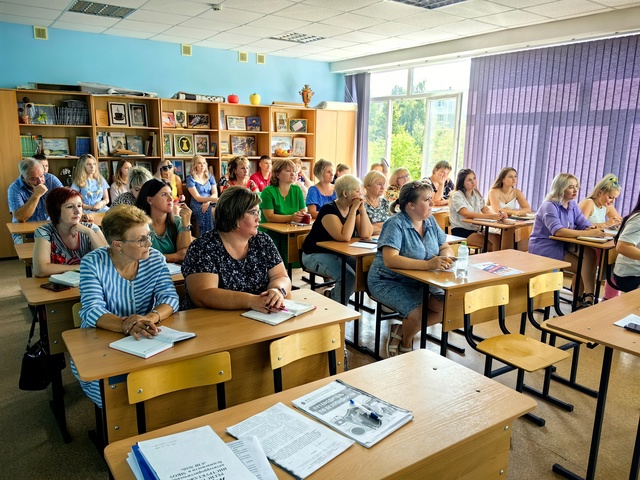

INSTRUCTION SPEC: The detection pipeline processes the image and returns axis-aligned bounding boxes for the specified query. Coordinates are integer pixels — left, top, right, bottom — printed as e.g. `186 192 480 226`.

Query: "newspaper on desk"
292 379 413 448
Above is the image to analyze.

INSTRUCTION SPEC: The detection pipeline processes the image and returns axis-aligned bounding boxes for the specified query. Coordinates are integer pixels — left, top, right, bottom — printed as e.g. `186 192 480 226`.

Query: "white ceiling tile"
52 21 109 33
3 0 68 8
0 3 59 20
320 12 384 29
217 0 296 14
243 38 293 49
394 10 464 27
360 21 424 36
162 25 215 40
207 31 257 44
140 0 210 16
397 29 459 42
126 9 192 25
478 9 550 26
269 49 304 57
310 37 356 48
350 2 424 19
0 12 53 26
278 43 333 53
300 0 381 11
242 43 285 53
333 30 387 42
111 19 170 33
367 37 423 48
224 25 287 38
433 18 501 34
274 3 344 22
149 33 196 44
304 53 343 61
294 22 351 37
179 18 240 31
104 28 155 39
99 0 147 7
247 15 311 30
197 7 265 23
488 0 552 7
195 39 242 49
57 11 119 27
434 0 512 18
597 0 640 5
525 0 609 16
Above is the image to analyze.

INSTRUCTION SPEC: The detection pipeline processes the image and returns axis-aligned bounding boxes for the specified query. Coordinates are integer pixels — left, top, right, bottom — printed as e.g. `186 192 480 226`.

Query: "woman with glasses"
385 168 411 202
186 155 218 234
154 159 184 201
219 156 259 193
111 166 153 206
422 161 455 206
363 170 391 235
368 182 453 356
486 167 532 216
306 159 336 219
529 173 605 307
135 179 193 264
33 187 107 277
110 159 132 203
71 154 110 212
180 187 290 311
71 204 179 407
302 175 373 303
612 192 640 293
449 168 503 252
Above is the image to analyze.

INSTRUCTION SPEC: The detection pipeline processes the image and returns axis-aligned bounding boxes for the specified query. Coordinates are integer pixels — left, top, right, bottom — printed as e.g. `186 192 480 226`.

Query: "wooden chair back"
270 324 341 393
72 303 82 328
464 284 509 317
444 215 451 234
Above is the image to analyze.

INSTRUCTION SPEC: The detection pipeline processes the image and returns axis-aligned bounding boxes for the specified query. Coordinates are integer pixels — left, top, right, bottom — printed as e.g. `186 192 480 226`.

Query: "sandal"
398 344 414 354
577 293 595 310
386 321 403 358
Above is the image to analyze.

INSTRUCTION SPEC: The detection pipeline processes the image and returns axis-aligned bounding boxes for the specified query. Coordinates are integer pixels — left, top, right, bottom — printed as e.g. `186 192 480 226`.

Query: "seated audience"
293 157 313 197
33 153 60 186
71 205 179 407
71 154 110 212
370 160 389 178
332 163 350 183
154 159 184 201
135 179 193 264
449 168 503 251
368 182 453 356
578 174 623 229
306 159 336 219
186 155 218 234
260 159 307 223
613 192 640 292
219 156 258 193
33 187 107 277
385 167 411 202
180 187 291 311
250 155 272 192
422 161 455 206
528 173 605 307
110 159 132 202
487 167 532 216
111 166 152 206
302 175 373 302
363 170 391 235
9 158 63 243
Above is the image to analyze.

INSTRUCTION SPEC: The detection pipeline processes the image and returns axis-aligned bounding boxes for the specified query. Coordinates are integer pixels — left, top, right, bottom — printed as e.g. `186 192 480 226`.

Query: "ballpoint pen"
349 399 380 421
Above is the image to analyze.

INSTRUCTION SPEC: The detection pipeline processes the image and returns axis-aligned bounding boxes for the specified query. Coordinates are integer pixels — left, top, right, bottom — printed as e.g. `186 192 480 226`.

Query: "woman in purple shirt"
528 173 605 307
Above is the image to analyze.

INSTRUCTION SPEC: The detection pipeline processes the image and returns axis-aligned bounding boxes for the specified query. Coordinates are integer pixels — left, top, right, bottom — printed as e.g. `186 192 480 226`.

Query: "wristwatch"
179 224 191 232
278 287 287 297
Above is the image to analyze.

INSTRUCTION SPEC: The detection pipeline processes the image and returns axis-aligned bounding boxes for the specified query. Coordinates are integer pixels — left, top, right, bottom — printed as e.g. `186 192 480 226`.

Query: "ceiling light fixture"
68 1 135 18
270 32 324 44
388 0 467 9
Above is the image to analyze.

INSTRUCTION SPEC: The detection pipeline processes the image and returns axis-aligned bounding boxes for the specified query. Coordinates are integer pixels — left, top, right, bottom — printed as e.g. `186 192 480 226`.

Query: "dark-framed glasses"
160 164 173 172
121 235 152 247
246 208 261 217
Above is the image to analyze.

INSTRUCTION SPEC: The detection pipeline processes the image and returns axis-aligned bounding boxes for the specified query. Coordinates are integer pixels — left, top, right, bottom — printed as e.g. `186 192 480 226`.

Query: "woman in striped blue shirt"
71 205 180 407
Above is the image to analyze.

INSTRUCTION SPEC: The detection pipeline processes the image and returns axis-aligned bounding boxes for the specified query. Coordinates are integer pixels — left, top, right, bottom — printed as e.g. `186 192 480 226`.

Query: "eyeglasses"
246 209 261 217
397 175 410 181
121 235 152 247
160 164 173 172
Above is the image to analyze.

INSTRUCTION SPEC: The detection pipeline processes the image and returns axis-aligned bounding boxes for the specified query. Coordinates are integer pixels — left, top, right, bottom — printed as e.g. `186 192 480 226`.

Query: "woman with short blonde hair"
385 167 410 202
363 170 390 235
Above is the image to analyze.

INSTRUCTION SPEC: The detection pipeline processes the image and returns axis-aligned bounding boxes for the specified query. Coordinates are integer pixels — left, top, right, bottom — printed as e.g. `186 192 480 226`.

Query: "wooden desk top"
14 242 33 261
549 235 615 250
260 222 313 234
64 289 359 382
317 239 378 258
6 213 104 235
392 249 570 290
19 273 185 306
104 349 536 480
463 218 534 230
546 289 640 356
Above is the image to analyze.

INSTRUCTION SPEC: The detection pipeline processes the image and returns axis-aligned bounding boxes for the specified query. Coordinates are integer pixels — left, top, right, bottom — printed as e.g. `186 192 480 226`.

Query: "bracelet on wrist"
150 308 161 324
179 225 191 232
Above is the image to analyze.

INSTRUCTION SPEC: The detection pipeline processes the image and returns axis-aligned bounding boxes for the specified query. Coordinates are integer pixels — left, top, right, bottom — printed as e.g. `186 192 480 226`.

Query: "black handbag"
18 315 51 391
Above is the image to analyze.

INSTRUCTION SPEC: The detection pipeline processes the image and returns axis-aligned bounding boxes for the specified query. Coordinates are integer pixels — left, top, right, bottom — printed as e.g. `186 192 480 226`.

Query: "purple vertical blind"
464 35 640 215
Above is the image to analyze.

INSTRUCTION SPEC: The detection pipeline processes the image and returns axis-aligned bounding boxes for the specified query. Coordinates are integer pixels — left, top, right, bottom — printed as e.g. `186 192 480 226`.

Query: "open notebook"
49 271 80 287
241 299 316 326
576 236 614 243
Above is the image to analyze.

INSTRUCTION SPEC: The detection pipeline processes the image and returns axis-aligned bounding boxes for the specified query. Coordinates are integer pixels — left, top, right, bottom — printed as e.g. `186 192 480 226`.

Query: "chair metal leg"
514 369 546 426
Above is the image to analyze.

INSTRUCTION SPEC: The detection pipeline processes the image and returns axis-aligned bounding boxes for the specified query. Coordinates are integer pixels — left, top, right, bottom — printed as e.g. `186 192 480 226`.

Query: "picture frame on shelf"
289 118 307 133
95 109 109 127
292 137 306 157
162 111 176 128
219 109 225 130
128 103 148 127
188 113 210 129
275 112 288 132
98 161 109 180
174 134 194 156
220 140 230 155
173 160 185 181
227 116 246 131
137 161 152 173
126 135 144 154
221 160 228 177
271 136 292 154
230 135 256 156
108 132 127 155
32 104 56 125
194 135 209 155
111 160 119 177
210 142 217 156
185 162 192 179
108 102 128 126
174 110 188 128
97 132 109 156
162 133 172 156
301 161 311 178
42 138 70 156
246 116 261 131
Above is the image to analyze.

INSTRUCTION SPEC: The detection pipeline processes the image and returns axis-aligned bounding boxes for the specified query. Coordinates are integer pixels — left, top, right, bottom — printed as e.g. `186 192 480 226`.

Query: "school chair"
298 233 335 291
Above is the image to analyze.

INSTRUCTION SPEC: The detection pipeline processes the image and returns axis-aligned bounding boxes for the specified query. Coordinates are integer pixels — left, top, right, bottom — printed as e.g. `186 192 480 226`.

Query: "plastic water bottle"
456 241 469 279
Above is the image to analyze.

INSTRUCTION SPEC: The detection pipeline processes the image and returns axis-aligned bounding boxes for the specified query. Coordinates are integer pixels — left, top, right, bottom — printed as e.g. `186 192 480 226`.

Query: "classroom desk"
18 273 184 443
6 213 105 243
547 289 640 480
462 218 534 251
391 250 570 355
549 236 615 311
14 242 34 277
104 349 537 480
259 222 312 278
432 207 449 231
63 289 358 445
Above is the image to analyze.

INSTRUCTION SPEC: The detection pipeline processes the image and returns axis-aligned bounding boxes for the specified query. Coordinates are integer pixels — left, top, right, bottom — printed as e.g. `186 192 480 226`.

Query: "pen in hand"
350 399 380 421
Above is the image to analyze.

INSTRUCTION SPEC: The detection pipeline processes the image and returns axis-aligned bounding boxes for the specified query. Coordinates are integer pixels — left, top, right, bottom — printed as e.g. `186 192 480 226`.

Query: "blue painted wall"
0 21 343 104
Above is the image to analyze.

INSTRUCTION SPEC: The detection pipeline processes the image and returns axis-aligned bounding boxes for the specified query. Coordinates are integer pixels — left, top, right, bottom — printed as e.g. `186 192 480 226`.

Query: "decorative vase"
20 115 31 124
299 84 314 108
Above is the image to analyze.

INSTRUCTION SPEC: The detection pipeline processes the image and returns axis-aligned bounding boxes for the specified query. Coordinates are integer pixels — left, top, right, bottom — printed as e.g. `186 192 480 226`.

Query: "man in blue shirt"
8 157 63 243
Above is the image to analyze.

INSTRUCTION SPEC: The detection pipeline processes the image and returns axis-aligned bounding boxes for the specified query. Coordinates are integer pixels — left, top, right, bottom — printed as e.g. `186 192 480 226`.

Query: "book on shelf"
96 132 109 156
241 299 315 325
49 270 80 287
576 236 613 243
109 326 196 358
126 135 144 154
75 136 91 156
292 379 413 448
20 134 41 157
107 132 126 155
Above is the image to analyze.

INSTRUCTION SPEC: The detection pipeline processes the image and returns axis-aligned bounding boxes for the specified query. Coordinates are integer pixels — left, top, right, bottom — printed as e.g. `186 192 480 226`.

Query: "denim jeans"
302 252 356 304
